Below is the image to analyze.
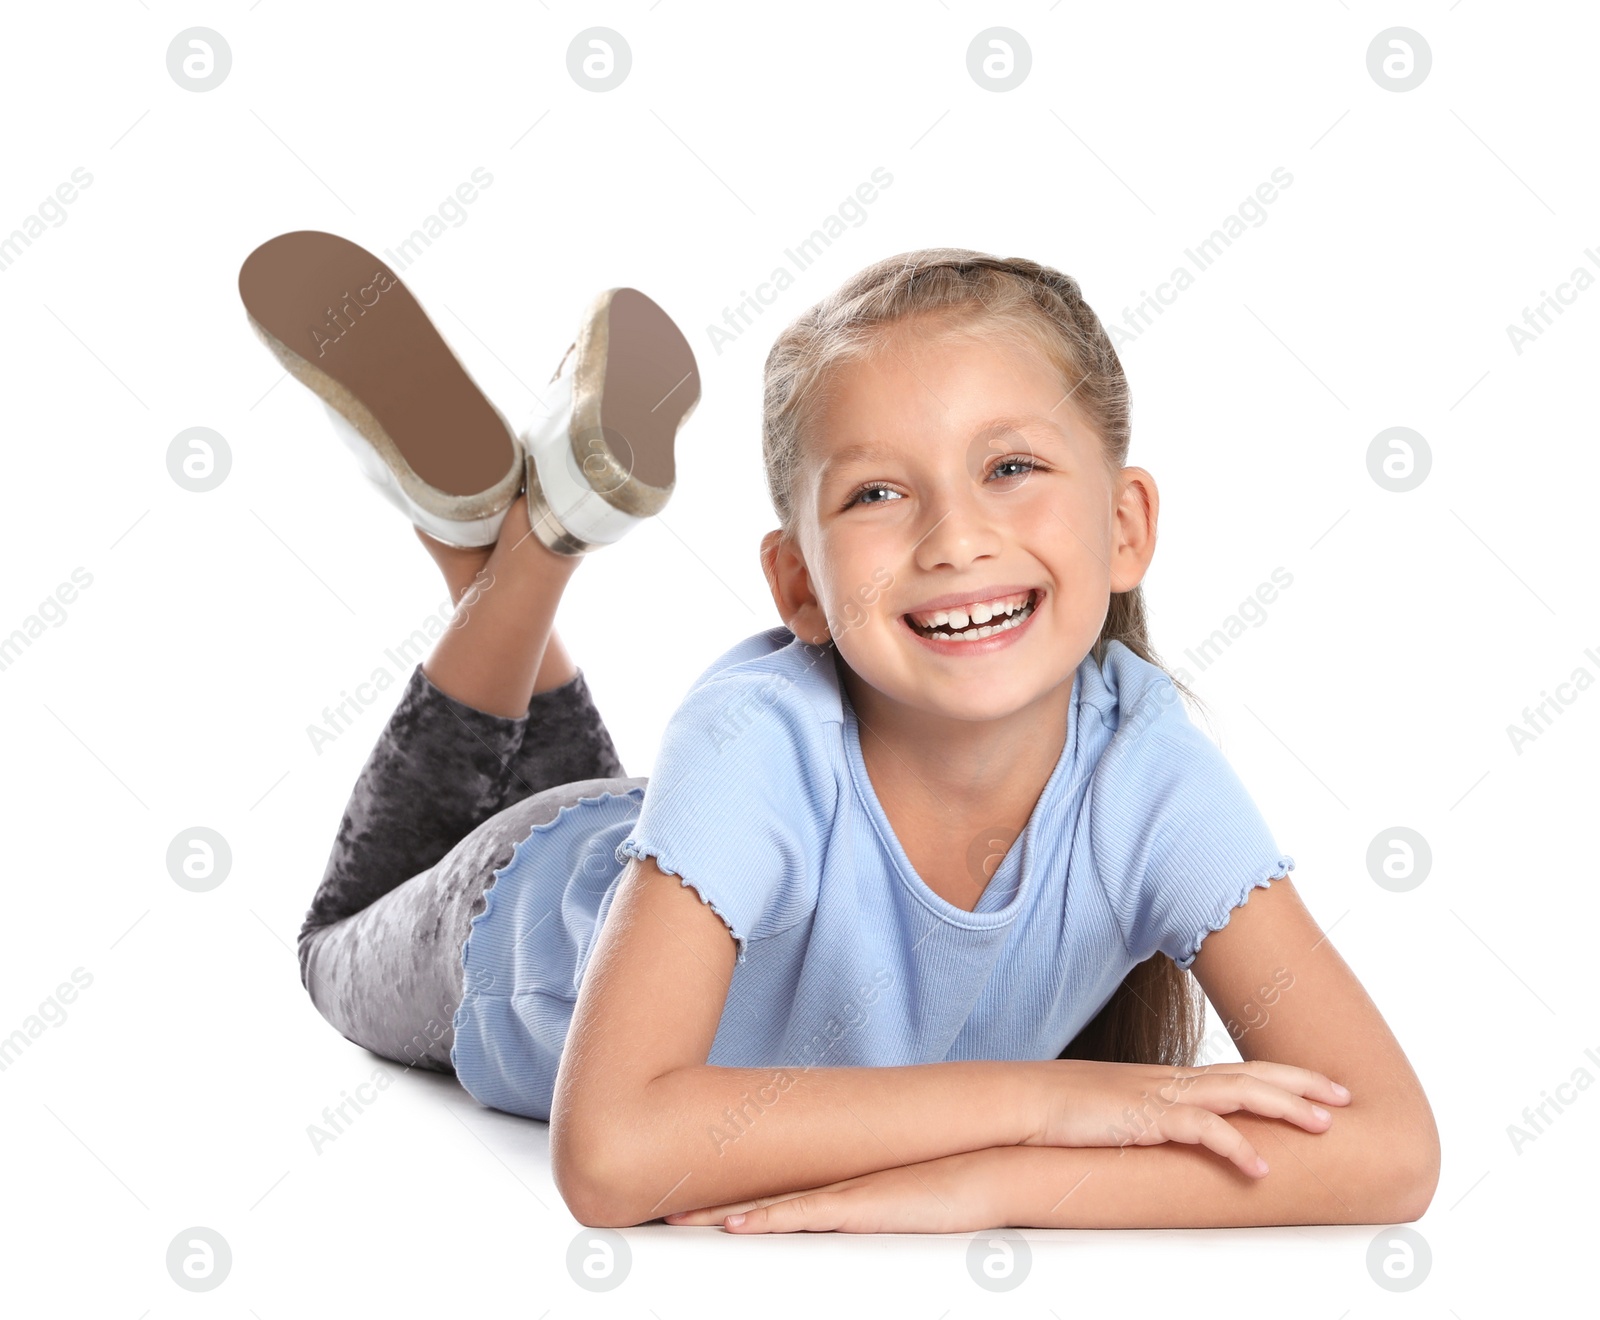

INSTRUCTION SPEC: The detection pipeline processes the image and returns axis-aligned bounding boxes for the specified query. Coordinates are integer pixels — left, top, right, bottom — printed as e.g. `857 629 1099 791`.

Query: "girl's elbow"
554 1159 645 1227
551 1129 654 1228
564 1191 647 1229
1397 1132 1441 1223
551 1128 615 1225
1382 1103 1442 1224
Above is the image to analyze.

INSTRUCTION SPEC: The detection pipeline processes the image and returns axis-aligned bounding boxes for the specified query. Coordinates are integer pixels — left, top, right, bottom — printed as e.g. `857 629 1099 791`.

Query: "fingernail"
725 1213 746 1227
1255 1157 1270 1174
1331 1082 1350 1099
1311 1104 1331 1121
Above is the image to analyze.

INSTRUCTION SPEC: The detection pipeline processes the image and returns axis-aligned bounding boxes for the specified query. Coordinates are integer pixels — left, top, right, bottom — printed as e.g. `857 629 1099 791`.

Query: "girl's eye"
845 483 899 508
989 456 1040 481
842 456 1042 509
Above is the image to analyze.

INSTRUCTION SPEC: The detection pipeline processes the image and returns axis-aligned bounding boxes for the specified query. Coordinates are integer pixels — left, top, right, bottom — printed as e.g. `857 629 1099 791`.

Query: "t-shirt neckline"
838 666 1081 930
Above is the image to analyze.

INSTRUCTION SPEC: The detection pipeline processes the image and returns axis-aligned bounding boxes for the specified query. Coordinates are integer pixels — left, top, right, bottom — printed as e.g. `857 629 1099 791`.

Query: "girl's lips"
901 588 1043 655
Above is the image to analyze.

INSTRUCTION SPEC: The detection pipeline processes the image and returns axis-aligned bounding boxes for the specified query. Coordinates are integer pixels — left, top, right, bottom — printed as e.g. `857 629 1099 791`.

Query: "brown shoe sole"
237 230 521 519
521 286 702 555
579 286 697 496
567 286 700 506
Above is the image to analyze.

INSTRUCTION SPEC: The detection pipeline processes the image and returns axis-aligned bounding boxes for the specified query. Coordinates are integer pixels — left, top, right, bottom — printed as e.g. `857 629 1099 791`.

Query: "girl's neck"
838 656 1077 838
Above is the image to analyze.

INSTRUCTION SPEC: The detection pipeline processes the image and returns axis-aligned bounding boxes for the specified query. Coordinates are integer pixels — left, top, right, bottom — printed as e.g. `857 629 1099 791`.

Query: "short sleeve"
1088 680 1294 971
614 666 834 965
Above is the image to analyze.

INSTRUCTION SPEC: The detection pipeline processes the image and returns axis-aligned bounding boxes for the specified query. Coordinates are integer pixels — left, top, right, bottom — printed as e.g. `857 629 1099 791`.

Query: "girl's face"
762 318 1158 727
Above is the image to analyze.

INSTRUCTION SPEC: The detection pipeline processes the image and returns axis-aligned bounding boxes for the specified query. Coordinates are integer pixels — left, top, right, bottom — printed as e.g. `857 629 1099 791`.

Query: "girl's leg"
300 750 643 1075
415 502 585 719
296 496 636 1070
419 515 627 802
295 657 527 960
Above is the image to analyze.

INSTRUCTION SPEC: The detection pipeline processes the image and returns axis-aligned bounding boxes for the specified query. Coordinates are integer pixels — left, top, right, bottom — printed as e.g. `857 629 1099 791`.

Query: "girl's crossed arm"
550 856 1352 1228
971 875 1440 1231
668 876 1441 1233
549 853 1048 1226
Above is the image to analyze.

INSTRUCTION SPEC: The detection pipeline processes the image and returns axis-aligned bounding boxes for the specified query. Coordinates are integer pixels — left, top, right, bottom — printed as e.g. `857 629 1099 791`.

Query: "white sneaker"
518 287 700 556
238 230 524 548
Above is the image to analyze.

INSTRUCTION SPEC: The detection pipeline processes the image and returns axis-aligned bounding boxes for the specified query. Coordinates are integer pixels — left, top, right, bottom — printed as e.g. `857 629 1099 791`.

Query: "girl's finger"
666 1181 846 1226
663 1203 758 1225
1183 1074 1334 1133
664 1193 792 1225
1153 1104 1270 1177
1201 1060 1352 1106
725 1192 845 1234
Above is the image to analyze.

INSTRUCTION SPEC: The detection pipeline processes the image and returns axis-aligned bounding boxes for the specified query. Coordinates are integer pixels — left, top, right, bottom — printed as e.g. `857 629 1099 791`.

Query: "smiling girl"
252 238 1438 1235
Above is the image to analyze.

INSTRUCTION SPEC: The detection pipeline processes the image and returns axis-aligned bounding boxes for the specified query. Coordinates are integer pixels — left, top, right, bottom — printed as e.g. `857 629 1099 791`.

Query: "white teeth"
915 592 1029 629
910 592 1037 642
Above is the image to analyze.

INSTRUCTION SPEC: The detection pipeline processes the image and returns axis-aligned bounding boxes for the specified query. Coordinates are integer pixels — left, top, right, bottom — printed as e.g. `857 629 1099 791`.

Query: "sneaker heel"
520 287 701 556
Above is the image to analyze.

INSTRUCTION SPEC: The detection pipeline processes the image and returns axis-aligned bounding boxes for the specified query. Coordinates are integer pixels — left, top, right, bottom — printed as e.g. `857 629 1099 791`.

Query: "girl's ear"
760 529 832 646
1109 466 1159 592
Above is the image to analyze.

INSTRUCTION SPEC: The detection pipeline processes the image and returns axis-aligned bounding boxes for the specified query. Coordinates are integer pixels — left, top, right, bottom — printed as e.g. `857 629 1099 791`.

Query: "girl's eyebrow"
970 414 1068 448
817 441 887 483
819 414 1066 484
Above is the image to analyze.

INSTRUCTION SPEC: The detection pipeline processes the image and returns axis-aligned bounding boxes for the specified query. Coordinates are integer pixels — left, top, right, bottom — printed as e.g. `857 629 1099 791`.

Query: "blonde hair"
760 248 1203 1067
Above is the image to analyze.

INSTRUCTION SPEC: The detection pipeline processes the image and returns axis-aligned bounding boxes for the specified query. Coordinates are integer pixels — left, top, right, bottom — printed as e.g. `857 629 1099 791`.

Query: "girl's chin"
854 666 1061 721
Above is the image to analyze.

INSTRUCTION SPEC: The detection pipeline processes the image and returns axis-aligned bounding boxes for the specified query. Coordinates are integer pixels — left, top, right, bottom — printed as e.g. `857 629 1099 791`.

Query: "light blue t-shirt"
449 626 1293 1120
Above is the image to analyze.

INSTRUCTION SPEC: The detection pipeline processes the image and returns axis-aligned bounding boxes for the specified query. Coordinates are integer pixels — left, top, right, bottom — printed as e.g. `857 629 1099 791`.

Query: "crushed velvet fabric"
297 660 646 1073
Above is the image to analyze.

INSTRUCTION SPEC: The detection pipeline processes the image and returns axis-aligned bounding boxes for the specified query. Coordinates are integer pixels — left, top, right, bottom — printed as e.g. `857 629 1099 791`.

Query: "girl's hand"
1027 1058 1351 1177
661 1149 1006 1234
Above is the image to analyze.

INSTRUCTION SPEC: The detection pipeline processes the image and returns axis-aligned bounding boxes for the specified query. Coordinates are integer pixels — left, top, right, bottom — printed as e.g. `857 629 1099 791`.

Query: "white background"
0 1 1593 1314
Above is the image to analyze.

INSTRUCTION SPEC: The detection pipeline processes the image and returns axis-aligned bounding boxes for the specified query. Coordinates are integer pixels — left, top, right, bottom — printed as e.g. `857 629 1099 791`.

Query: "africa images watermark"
1505 643 1600 756
306 266 398 360
1170 566 1294 683
707 967 897 1156
0 566 94 674
1504 246 1600 355
0 166 94 275
0 967 94 1073
1110 966 1296 1148
304 584 490 754
705 568 894 754
305 964 498 1153
705 166 895 356
1505 1043 1600 1154
1109 167 1295 347
377 166 495 274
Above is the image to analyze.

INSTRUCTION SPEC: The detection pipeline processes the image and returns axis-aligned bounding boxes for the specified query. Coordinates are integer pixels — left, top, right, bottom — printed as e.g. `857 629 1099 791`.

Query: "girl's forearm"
588 1059 1046 1226
986 1106 1436 1228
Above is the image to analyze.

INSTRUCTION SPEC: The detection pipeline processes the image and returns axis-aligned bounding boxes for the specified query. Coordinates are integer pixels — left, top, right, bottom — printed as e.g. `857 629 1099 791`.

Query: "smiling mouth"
903 588 1041 641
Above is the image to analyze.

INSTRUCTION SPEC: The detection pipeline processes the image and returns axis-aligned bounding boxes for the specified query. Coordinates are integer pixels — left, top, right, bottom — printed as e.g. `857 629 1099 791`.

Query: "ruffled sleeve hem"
616 839 751 966
1173 855 1296 971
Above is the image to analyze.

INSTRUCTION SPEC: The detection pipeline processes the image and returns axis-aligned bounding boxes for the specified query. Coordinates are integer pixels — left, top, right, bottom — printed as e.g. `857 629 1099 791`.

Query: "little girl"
240 237 1438 1235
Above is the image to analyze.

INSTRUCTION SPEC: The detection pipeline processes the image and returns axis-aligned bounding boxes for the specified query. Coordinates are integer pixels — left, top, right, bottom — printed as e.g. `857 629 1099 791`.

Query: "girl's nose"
910 487 1004 571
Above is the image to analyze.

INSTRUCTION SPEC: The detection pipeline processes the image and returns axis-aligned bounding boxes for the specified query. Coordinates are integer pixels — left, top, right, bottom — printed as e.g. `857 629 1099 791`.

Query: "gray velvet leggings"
297 660 647 1074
